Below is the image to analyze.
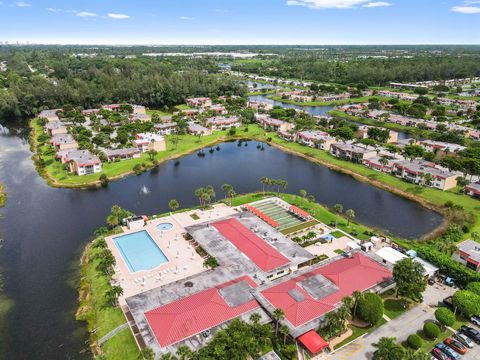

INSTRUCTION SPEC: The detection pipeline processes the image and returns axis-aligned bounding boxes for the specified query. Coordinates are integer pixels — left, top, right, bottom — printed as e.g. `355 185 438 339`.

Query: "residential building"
133 133 166 153
392 159 458 190
38 109 60 122
277 130 296 142
247 101 273 111
296 130 336 151
363 156 399 172
454 240 480 271
64 150 102 176
355 125 398 143
186 97 212 108
206 116 241 130
51 134 78 151
210 105 228 115
419 140 466 157
44 121 68 136
154 122 178 135
103 148 141 162
330 143 377 163
255 114 293 132
188 123 212 136
465 182 480 198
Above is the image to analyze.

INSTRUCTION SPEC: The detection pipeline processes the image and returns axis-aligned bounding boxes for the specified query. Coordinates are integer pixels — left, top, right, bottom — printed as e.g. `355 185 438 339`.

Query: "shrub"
99 174 109 187
357 293 384 325
466 282 480 296
453 290 480 317
423 322 440 340
407 334 423 350
435 308 455 327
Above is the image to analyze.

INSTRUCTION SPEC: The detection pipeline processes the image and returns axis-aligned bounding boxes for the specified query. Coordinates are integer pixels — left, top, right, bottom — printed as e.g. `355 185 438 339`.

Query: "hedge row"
415 245 480 286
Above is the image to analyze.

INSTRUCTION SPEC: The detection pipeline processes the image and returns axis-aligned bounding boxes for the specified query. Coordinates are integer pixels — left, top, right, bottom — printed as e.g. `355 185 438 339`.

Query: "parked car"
443 296 455 310
470 315 480 327
435 343 461 360
444 337 468 354
460 326 480 344
431 348 452 360
453 333 474 348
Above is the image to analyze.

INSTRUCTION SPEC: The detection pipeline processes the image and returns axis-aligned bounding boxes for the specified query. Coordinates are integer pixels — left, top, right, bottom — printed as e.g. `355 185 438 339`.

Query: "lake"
0 126 442 359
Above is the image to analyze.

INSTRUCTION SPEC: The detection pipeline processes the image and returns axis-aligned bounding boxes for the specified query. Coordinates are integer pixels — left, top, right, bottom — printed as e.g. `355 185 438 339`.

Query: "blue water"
112 230 169 272
156 222 174 231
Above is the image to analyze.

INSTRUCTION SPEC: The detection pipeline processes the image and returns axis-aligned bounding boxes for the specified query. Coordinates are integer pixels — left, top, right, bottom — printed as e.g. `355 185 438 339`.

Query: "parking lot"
452 325 480 359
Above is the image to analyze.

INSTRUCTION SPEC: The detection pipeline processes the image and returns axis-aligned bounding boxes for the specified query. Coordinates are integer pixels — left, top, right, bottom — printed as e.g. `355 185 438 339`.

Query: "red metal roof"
212 218 290 272
260 253 392 327
298 330 329 354
145 276 259 348
289 205 311 219
245 204 280 228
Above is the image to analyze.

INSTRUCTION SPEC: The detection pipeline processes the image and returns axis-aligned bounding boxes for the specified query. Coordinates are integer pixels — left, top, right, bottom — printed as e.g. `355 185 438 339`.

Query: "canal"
0 126 442 359
248 94 411 140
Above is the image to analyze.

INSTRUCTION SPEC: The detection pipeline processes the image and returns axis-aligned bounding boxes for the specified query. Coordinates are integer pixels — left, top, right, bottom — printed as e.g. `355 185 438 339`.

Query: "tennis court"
251 199 305 230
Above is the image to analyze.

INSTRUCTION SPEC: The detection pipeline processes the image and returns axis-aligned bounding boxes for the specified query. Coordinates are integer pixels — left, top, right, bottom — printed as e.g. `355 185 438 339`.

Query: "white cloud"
286 0 391 8
76 11 97 17
16 1 31 7
108 13 130 19
451 5 480 13
363 1 391 7
179 16 195 20
46 8 77 13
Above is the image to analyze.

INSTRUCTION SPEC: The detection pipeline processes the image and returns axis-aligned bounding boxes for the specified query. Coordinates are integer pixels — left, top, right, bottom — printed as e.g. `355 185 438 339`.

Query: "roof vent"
184 281 194 288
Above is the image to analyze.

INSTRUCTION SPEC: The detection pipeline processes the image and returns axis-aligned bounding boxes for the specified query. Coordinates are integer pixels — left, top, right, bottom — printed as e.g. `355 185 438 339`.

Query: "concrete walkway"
98 321 133 345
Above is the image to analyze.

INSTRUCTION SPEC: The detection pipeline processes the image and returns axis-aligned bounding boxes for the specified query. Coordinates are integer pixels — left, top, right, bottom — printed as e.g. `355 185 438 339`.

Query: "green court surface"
252 200 305 230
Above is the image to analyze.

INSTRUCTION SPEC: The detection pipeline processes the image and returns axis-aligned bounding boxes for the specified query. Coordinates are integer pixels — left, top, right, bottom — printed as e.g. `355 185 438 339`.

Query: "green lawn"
30 119 264 187
383 299 408 320
334 318 388 350
331 230 345 239
76 241 140 359
267 134 480 238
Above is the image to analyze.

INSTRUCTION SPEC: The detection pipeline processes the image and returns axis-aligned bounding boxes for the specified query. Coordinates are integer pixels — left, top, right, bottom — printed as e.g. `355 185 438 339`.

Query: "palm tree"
422 172 433 187
250 312 261 324
105 285 123 306
147 149 157 161
342 296 354 315
227 189 236 205
346 209 355 226
260 176 268 195
352 290 364 319
176 345 193 360
168 199 179 212
139 347 155 360
221 183 233 200
206 185 215 204
160 353 177 360
273 308 285 336
307 194 315 203
333 203 343 227
279 324 290 345
379 155 389 171
194 187 205 207
280 179 288 193
299 189 307 205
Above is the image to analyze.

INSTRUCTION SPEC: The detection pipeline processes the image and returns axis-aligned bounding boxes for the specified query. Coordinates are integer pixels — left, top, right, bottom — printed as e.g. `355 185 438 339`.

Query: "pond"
0 127 442 359
249 94 411 140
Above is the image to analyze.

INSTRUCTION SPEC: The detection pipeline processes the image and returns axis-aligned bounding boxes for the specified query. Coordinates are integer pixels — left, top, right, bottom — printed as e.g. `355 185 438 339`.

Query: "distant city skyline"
0 0 479 45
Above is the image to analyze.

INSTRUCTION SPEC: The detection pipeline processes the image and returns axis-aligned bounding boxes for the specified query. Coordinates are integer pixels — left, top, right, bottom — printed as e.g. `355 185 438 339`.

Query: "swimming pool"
156 222 174 231
112 230 169 272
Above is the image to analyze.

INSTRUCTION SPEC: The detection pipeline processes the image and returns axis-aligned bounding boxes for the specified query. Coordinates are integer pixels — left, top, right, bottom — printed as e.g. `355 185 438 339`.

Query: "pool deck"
105 204 238 303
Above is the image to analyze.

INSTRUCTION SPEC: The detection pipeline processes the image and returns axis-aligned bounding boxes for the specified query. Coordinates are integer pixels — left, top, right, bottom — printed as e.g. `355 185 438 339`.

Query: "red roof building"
212 218 290 272
298 330 329 356
260 253 392 328
145 276 260 348
289 205 311 220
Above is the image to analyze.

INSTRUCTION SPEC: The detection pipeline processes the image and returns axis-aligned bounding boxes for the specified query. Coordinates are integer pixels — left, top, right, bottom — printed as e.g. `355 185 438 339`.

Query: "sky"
0 0 479 45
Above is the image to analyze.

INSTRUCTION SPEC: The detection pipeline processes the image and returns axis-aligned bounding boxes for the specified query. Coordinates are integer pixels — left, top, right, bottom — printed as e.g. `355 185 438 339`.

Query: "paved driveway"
330 284 457 360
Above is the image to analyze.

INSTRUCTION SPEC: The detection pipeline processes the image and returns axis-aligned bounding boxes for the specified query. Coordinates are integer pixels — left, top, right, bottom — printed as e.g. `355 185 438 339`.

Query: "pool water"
157 222 174 231
112 230 169 272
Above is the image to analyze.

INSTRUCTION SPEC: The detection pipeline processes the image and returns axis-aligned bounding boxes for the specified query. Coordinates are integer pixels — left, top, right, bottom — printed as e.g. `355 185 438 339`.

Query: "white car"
471 316 480 327
454 332 474 348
